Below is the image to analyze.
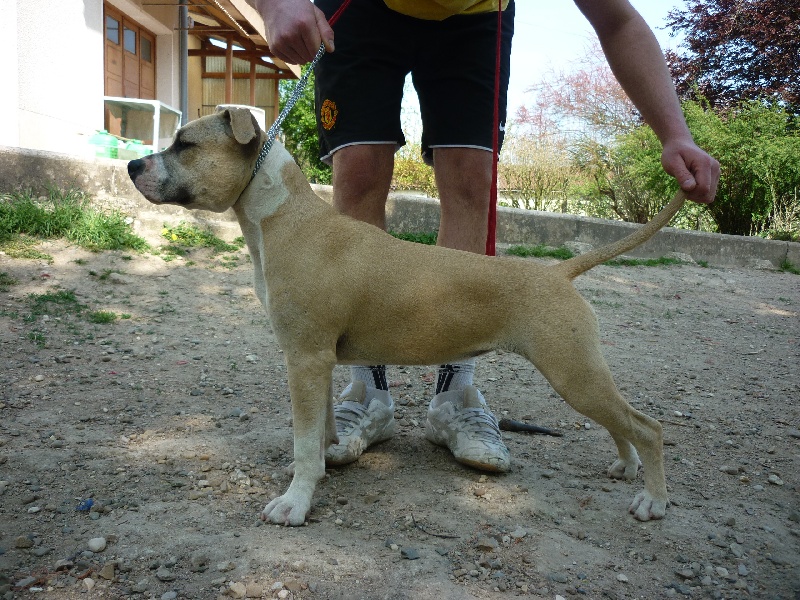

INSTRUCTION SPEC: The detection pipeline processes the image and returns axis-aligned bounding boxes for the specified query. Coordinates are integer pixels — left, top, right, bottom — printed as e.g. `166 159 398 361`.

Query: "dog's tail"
552 189 687 280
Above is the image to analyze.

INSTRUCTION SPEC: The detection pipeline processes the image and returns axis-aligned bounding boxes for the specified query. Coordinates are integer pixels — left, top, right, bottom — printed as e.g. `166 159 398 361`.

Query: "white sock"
435 359 476 394
350 365 388 391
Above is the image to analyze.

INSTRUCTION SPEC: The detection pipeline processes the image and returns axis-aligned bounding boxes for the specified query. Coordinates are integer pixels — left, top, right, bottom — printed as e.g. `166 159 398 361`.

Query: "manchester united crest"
320 99 338 130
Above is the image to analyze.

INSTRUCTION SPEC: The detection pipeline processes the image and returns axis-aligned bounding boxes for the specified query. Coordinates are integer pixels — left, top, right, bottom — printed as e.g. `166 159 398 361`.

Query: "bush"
684 99 800 236
498 136 573 212
391 143 437 198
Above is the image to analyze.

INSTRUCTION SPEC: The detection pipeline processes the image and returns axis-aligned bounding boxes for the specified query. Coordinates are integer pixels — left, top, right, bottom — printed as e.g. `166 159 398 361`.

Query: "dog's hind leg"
261 352 336 526
528 310 668 521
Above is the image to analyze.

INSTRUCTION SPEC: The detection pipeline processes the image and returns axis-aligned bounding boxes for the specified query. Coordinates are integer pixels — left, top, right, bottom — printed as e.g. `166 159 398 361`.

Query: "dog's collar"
250 43 326 182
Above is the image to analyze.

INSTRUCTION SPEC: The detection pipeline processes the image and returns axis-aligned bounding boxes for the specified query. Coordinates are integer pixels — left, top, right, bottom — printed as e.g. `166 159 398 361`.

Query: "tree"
521 41 639 142
278 65 331 184
665 0 800 112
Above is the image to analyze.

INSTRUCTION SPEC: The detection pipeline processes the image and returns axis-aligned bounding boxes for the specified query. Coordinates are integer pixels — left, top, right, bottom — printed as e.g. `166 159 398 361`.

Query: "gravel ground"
0 239 798 600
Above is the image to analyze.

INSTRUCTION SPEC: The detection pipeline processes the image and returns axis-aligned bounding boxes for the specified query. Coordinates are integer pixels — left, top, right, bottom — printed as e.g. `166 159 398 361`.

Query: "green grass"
0 188 149 253
0 272 17 292
604 256 684 267
390 231 438 245
161 223 245 254
506 244 693 268
88 310 118 324
506 244 575 260
16 289 119 347
780 260 800 275
25 289 85 321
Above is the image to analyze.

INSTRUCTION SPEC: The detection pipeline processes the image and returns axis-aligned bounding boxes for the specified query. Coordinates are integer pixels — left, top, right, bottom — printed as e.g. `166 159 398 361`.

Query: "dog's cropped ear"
221 108 258 145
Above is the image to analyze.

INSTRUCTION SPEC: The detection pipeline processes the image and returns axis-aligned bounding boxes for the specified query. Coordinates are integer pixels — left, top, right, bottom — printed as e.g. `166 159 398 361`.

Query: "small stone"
155 566 176 582
14 536 34 549
216 560 236 572
228 582 247 598
98 563 116 580
161 592 178 600
84 577 96 591
245 582 264 598
191 552 210 572
509 527 528 539
738 564 749 577
767 474 784 486
15 576 37 588
401 547 420 560
476 536 498 551
616 573 629 583
715 566 729 578
88 537 107 552
131 578 151 593
720 465 739 475
55 559 74 571
284 580 302 592
549 573 569 584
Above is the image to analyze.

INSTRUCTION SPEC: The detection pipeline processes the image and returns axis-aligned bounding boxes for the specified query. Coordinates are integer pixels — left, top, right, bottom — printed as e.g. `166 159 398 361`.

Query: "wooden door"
104 5 123 97
103 4 156 99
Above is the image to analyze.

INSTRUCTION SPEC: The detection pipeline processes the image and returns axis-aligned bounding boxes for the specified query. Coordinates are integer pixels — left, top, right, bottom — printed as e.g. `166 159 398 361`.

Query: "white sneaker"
325 380 396 466
425 386 510 472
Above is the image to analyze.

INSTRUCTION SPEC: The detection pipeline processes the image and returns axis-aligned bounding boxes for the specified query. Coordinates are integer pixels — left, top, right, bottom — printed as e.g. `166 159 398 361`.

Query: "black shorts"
313 0 515 165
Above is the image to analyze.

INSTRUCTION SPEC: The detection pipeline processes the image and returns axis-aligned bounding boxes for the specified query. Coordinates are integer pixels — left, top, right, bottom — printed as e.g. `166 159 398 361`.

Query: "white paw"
629 491 668 521
260 491 310 527
608 457 640 480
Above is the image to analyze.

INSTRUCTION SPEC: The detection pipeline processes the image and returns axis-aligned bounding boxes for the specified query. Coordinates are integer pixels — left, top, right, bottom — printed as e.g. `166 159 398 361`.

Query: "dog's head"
127 108 262 212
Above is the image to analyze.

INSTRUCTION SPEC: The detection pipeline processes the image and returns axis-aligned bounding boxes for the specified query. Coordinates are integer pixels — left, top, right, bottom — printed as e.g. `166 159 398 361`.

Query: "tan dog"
129 107 683 526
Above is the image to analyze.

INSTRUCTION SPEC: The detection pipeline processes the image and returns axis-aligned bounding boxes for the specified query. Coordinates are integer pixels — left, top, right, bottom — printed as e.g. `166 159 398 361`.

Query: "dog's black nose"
128 159 145 182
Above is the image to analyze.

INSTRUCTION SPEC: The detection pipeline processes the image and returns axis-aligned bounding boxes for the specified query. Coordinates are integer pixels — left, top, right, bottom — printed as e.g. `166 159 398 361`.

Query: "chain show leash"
251 0 353 181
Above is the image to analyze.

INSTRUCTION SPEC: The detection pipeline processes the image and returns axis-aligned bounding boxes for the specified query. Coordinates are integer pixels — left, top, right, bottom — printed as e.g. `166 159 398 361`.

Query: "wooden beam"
200 72 288 80
272 80 279 123
225 35 233 103
249 60 257 106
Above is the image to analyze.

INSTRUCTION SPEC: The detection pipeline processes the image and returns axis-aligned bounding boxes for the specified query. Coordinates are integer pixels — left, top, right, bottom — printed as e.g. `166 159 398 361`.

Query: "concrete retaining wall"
2 145 798 268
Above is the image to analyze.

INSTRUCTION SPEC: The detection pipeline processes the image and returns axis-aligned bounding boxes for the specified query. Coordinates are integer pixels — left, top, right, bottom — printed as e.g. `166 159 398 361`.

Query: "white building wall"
3 0 179 157
14 0 105 156
0 0 20 147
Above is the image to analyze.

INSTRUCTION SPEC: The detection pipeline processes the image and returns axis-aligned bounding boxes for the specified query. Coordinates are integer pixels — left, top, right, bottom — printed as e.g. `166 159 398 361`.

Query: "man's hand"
661 139 720 205
256 0 334 65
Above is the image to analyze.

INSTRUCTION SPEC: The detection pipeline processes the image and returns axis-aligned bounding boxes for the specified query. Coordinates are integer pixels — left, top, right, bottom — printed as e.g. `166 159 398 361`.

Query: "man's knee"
434 148 493 212
331 144 396 228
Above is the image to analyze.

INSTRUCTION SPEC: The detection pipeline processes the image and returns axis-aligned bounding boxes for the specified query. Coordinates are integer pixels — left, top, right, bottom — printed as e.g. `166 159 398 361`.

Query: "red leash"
485 1 503 256
328 0 352 26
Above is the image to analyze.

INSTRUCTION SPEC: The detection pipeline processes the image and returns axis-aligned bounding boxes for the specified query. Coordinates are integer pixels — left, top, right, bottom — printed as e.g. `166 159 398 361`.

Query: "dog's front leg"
261 353 334 526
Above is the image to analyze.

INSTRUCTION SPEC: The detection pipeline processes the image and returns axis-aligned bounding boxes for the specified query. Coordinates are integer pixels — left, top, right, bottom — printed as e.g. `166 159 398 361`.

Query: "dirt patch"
0 240 798 599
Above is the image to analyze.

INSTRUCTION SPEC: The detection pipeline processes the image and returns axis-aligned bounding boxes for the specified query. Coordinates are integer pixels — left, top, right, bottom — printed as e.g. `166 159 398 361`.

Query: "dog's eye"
172 138 195 152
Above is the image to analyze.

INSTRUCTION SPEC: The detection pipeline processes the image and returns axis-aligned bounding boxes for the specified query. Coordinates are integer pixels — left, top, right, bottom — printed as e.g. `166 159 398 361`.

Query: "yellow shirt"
384 0 510 20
